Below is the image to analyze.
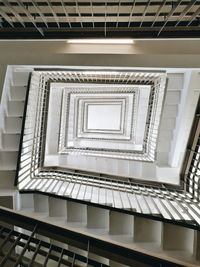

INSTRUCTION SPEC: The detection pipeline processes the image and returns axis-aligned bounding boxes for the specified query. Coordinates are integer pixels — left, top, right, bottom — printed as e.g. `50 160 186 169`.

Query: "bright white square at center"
86 103 122 131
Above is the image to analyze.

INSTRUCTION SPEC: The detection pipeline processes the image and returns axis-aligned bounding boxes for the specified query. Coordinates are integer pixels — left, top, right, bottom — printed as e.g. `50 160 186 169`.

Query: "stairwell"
0 66 200 266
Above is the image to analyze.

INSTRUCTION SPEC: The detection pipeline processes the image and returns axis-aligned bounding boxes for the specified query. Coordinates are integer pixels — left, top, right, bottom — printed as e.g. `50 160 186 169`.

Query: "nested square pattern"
20 70 167 180
46 83 152 157
60 86 140 151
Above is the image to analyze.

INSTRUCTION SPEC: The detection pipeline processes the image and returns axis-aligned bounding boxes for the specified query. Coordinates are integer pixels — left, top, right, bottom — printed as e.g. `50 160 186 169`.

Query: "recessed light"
66 39 134 44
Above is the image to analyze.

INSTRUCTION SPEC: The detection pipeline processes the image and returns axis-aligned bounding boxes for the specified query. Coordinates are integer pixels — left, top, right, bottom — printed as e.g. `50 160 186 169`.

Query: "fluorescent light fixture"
66 38 134 44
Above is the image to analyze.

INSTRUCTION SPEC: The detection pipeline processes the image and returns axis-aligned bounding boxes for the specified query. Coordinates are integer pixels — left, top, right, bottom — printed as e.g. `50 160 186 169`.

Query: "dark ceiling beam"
0 0 199 39
0 21 199 28
0 25 199 39
0 1 200 7
1 12 197 17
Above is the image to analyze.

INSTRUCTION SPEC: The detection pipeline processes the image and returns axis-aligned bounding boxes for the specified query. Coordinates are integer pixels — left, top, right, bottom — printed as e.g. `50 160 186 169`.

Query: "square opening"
86 103 122 131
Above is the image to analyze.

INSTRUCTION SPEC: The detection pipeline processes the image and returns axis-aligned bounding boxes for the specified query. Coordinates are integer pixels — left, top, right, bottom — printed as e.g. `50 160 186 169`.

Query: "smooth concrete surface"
1 40 200 55
162 223 194 252
0 40 200 100
67 201 87 223
49 197 67 217
109 211 133 235
87 206 109 229
34 194 48 213
134 217 161 243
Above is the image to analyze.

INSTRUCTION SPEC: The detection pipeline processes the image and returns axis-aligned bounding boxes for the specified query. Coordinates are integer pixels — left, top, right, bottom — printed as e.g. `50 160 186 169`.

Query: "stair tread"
0 148 19 152
18 193 200 265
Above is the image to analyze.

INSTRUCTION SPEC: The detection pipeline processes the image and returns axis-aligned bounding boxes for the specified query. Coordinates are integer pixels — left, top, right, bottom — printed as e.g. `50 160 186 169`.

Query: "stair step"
129 161 142 177
158 130 173 140
109 211 133 235
156 166 179 184
20 193 34 209
117 160 130 176
18 193 200 266
9 85 27 101
160 118 176 130
162 223 194 252
87 206 109 229
1 133 20 151
67 201 87 223
0 170 16 189
12 69 31 86
33 194 48 212
156 152 169 165
165 91 181 105
142 162 156 179
4 116 22 133
194 231 200 261
157 139 171 152
49 197 67 217
167 73 184 90
0 151 18 170
104 158 118 174
134 217 161 243
7 100 25 117
162 104 179 118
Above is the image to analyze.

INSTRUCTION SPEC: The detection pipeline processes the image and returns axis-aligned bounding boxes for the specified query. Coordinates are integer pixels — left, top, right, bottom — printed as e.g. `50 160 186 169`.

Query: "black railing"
0 206 186 267
14 69 200 229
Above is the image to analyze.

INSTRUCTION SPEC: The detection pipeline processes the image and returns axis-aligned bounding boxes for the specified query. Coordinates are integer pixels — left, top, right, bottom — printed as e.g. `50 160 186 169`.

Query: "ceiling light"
66 39 134 44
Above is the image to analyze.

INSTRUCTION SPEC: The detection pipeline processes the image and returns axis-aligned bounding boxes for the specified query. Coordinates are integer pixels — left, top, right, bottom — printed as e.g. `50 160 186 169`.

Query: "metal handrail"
0 206 187 267
15 69 200 229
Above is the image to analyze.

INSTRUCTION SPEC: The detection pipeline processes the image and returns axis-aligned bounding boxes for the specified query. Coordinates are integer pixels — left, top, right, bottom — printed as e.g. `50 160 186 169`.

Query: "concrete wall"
1 39 200 98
